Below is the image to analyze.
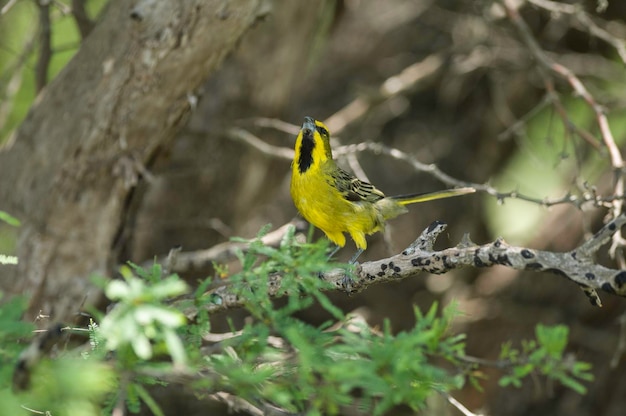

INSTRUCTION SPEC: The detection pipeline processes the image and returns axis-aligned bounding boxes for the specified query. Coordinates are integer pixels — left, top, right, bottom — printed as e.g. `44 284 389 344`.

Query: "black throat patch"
298 130 315 174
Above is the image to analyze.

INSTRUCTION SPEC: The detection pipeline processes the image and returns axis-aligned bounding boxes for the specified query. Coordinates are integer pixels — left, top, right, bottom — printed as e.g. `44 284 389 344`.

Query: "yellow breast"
291 160 379 249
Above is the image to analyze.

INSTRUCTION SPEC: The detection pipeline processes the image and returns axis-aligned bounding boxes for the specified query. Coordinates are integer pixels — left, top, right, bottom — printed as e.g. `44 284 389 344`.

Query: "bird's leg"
327 244 341 259
348 248 364 264
338 248 364 291
319 245 342 280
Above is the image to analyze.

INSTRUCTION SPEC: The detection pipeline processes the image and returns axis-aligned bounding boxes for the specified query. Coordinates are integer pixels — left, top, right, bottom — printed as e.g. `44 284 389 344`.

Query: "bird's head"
294 116 334 174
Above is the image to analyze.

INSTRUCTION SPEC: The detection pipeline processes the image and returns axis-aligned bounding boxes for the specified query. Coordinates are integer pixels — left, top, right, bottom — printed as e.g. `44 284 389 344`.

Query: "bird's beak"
302 116 316 135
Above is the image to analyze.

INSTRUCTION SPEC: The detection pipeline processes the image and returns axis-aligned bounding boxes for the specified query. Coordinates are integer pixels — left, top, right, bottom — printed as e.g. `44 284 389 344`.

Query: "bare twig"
324 54 445 135
163 246 182 276
228 124 626 210
446 393 483 416
35 0 52 93
209 392 264 416
526 0 626 65
225 127 295 160
71 0 94 38
0 0 18 15
497 94 551 141
47 0 69 14
250 117 300 135
503 0 623 166
542 77 602 151
611 312 626 368
334 142 474 189
503 0 626 262
149 220 308 274
337 141 626 209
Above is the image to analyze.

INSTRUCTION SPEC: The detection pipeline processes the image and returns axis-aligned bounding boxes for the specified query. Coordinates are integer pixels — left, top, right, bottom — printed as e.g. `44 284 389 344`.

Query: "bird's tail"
391 187 475 205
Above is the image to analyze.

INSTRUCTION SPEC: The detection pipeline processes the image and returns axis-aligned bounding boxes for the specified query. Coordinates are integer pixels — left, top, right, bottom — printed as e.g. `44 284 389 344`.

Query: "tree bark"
0 0 269 322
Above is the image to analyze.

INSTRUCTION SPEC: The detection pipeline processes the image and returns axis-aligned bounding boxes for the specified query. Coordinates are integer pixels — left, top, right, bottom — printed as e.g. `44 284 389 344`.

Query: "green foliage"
0 295 113 416
499 324 593 394
97 264 189 365
94 263 190 414
15 358 115 416
0 358 115 416
0 295 33 384
228 224 344 321
201 227 466 415
0 226 594 415
0 211 20 227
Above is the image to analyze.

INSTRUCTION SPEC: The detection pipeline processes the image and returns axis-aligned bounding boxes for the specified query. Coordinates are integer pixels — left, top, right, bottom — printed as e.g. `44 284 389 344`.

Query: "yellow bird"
290 116 474 262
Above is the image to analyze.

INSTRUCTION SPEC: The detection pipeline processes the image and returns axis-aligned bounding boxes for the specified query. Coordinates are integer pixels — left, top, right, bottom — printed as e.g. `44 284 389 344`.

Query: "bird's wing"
330 167 385 203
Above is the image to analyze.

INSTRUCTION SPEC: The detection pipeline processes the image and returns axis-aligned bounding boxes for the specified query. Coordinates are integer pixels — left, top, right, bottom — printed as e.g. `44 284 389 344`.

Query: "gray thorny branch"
182 214 626 319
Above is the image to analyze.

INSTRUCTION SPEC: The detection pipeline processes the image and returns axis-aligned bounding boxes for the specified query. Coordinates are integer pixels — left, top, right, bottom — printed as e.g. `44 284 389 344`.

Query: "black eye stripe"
316 125 329 137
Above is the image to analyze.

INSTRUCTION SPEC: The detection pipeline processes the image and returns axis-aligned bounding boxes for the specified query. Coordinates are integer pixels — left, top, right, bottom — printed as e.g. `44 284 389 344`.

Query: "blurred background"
2 0 626 414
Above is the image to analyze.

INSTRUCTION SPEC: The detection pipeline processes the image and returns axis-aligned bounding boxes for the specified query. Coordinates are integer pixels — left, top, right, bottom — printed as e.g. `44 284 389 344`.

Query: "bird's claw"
340 261 361 292
340 274 354 292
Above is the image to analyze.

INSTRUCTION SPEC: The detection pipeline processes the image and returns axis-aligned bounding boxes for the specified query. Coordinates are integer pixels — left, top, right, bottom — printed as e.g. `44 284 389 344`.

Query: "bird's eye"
317 126 329 137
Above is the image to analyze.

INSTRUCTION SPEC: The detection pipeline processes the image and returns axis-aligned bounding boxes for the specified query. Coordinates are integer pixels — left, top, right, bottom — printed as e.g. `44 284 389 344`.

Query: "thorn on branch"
402 220 447 255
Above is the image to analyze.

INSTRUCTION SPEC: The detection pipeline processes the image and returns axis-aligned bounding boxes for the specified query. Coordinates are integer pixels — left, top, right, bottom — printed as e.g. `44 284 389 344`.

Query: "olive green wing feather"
329 167 385 203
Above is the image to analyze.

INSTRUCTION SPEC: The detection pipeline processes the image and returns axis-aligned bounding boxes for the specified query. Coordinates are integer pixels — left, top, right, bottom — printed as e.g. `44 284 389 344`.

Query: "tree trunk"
0 0 268 322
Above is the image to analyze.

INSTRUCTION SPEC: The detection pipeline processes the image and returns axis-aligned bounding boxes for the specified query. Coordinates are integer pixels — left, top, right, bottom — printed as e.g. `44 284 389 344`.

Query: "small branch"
228 123 626 210
542 77 602 151
334 142 474 189
503 0 621 163
611 312 626 368
445 393 483 416
336 141 625 209
162 246 182 276
225 127 294 160
497 94 551 141
149 220 309 274
35 0 52 93
71 0 94 39
503 0 626 261
324 54 445 135
526 0 626 65
208 392 264 416
243 54 444 144
250 117 300 135
0 0 18 15
549 62 623 170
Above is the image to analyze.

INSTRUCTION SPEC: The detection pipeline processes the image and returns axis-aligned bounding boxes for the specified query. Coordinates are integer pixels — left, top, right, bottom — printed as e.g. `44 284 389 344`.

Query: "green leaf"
163 328 187 366
105 280 132 300
499 375 522 388
134 304 186 327
134 383 165 416
513 363 534 378
0 211 20 227
572 361 594 380
559 375 587 394
535 324 568 358
131 334 152 359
